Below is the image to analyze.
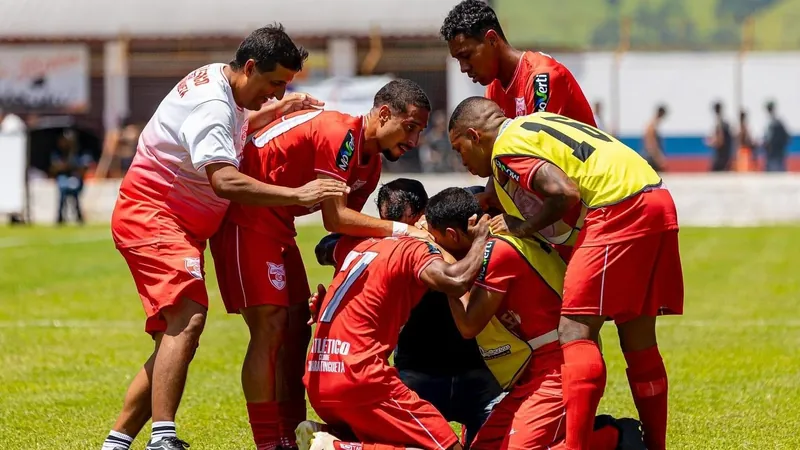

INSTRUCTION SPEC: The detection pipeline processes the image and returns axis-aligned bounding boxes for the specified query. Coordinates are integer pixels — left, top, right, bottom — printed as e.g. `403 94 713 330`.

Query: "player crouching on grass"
209 79 433 450
425 188 645 450
295 207 493 450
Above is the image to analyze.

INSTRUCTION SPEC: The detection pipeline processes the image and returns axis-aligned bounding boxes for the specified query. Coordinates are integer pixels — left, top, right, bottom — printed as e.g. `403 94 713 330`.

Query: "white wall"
24 174 800 227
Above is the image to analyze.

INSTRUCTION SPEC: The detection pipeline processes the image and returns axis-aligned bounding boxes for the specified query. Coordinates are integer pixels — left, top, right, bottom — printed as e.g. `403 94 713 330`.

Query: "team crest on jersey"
184 257 203 280
336 130 356 172
476 240 496 283
267 262 286 290
494 158 521 183
350 179 367 192
533 73 550 112
514 97 526 117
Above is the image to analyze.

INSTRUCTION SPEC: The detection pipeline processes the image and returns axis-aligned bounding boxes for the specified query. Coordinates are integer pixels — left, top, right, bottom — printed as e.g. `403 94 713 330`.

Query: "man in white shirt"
102 25 349 450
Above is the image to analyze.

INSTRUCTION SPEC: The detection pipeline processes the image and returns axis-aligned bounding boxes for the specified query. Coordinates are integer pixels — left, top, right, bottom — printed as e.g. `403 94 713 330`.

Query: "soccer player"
447 97 684 450
425 187 644 450
313 179 504 449
297 208 490 450
104 26 349 450
209 80 433 450
440 0 594 260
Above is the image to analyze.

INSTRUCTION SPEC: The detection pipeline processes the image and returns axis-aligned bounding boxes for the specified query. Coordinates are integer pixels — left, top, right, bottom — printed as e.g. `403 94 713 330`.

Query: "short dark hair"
376 178 428 221
426 187 483 233
713 101 723 114
440 0 506 42
230 24 308 73
656 105 667 118
766 100 776 114
373 79 431 114
448 96 499 133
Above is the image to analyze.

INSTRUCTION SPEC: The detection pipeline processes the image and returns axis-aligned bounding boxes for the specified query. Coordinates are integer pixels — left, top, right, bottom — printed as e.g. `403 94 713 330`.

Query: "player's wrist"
392 221 409 237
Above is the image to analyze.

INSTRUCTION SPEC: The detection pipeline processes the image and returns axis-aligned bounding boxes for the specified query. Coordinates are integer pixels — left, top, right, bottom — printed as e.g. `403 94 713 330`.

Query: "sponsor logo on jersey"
476 240 496 283
350 179 367 192
307 338 351 373
424 241 442 255
184 257 203 280
515 97 526 117
533 73 550 112
479 344 512 360
494 158 521 183
267 262 286 290
336 130 356 171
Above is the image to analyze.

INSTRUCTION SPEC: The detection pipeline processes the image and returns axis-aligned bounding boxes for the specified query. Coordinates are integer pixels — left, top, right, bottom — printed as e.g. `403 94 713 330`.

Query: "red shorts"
313 381 459 450
117 239 209 335
210 221 310 314
562 230 684 324
471 361 565 450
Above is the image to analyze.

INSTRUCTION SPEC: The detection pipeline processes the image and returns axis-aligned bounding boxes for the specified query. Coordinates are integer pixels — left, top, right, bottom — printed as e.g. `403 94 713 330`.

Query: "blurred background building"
1 0 800 223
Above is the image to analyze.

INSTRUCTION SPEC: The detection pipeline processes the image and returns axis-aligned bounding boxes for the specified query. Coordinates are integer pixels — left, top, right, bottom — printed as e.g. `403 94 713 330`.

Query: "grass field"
1 224 799 449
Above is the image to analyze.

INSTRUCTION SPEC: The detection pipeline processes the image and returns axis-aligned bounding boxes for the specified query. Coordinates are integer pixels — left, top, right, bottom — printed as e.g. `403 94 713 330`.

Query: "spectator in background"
736 110 756 172
643 104 668 172
418 110 463 172
706 101 733 171
593 101 605 131
50 131 90 225
96 117 142 178
762 100 790 172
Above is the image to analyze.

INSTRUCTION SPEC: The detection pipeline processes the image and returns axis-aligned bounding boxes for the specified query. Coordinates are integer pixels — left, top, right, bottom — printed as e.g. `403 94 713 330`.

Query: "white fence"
21 173 800 227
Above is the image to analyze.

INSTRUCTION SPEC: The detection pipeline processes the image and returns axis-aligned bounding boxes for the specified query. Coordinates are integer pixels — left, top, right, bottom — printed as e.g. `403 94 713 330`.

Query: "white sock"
101 430 133 449
150 421 177 443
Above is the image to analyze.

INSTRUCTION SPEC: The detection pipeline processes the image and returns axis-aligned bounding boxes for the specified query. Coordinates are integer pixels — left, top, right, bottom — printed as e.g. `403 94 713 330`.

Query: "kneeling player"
302 214 492 450
425 188 645 450
210 79 432 449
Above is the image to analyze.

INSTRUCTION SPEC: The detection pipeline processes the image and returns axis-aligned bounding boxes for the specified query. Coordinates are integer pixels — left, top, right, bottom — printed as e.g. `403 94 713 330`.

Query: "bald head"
448 96 505 135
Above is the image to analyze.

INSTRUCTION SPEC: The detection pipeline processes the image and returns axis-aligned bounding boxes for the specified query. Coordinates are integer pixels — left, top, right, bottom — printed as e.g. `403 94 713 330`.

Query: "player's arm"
182 100 348 207
247 92 325 131
448 287 505 339
319 175 429 239
419 214 491 298
490 161 580 238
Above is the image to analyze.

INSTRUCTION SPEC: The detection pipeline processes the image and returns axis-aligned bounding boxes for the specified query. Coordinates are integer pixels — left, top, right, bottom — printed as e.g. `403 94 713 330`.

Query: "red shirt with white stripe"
112 63 248 247
304 236 442 406
226 109 382 244
474 237 562 345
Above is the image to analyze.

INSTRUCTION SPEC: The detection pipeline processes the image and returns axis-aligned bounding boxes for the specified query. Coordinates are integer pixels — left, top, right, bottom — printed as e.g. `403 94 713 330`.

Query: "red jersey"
226 109 382 244
496 155 678 246
473 237 562 346
304 236 443 406
486 51 596 127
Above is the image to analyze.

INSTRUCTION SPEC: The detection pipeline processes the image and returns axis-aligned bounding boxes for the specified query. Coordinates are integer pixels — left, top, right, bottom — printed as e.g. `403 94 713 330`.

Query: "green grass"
1 225 799 449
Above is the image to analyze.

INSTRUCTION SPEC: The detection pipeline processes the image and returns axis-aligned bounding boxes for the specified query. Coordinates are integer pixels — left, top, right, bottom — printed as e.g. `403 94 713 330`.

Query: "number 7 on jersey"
319 251 378 323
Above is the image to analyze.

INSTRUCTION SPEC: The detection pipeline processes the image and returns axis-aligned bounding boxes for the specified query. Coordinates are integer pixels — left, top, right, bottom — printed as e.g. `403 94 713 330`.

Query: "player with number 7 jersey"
303 217 490 450
448 97 683 450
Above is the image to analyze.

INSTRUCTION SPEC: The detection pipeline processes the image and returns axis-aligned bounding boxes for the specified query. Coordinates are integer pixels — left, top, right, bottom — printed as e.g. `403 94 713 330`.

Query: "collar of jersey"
498 118 513 138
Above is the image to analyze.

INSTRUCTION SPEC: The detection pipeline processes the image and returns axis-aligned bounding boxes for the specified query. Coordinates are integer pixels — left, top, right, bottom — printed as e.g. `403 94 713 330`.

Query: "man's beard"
382 148 400 162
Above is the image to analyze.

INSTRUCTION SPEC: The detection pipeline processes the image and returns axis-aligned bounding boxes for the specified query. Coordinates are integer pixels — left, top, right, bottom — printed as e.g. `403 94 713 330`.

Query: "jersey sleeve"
495 155 546 193
474 239 520 294
313 123 357 182
180 99 239 170
403 238 444 284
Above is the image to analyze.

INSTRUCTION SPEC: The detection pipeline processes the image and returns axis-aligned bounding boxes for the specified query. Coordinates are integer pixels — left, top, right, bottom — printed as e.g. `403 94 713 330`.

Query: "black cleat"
145 436 191 449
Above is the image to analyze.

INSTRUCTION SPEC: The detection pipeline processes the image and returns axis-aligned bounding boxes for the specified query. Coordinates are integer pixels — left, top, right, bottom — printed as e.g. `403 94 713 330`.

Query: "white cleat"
309 431 340 450
295 421 326 450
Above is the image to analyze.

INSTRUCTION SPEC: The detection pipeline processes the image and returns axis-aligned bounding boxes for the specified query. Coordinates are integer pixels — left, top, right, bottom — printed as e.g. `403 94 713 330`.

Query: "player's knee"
558 314 604 345
244 305 288 348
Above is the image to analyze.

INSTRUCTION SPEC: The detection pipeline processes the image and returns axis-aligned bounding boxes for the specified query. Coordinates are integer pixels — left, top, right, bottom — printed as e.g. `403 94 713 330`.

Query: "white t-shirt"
112 63 249 247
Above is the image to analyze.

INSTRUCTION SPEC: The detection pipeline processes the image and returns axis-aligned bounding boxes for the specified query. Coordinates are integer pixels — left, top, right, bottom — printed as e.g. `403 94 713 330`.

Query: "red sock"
562 340 607 450
624 346 668 450
278 400 307 446
333 443 405 450
247 401 280 450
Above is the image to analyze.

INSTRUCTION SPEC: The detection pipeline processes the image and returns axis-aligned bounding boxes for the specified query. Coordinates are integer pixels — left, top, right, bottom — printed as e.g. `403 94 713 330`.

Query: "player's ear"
467 127 480 143
485 30 500 46
244 59 256 77
378 105 392 124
